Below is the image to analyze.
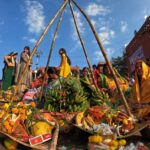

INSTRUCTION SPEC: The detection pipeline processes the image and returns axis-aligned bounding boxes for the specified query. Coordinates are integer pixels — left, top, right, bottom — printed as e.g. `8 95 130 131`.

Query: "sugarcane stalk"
39 7 66 101
72 0 132 117
69 1 99 91
15 0 68 94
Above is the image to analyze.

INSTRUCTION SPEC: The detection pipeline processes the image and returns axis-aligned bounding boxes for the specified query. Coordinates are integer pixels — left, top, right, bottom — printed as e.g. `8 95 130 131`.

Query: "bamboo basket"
72 122 148 139
0 125 59 150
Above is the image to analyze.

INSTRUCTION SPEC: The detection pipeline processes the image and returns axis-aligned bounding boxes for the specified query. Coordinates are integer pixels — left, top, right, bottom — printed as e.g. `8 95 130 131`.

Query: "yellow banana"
82 119 90 130
86 115 95 127
76 112 84 126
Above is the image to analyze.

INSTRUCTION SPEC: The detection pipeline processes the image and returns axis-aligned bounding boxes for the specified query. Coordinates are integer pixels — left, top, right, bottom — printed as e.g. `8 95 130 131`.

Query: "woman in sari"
131 59 150 118
59 48 71 78
2 52 18 91
17 46 32 89
98 64 129 106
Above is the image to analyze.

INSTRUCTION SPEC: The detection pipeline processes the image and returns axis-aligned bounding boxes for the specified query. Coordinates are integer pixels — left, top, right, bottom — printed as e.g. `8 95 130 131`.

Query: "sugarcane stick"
71 0 132 117
39 7 66 101
15 0 68 95
69 1 99 91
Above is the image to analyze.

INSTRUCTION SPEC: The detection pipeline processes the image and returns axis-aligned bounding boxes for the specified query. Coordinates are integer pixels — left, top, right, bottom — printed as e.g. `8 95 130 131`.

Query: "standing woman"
59 48 71 78
17 46 32 89
2 52 18 91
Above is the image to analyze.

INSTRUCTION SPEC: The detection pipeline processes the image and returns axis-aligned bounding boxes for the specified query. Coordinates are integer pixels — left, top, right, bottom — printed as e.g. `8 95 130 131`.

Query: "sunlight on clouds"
94 48 114 61
120 21 128 32
71 11 85 41
24 0 45 34
86 3 110 17
144 15 148 19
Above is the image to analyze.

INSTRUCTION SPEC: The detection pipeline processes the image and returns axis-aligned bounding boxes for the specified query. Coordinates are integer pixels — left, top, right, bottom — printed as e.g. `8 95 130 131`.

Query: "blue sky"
0 0 150 79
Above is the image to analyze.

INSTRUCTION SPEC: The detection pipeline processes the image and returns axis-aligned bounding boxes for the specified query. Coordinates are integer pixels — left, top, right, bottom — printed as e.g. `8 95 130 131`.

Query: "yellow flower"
88 135 103 144
118 139 126 146
109 146 117 150
110 140 118 148
0 110 5 118
2 104 9 110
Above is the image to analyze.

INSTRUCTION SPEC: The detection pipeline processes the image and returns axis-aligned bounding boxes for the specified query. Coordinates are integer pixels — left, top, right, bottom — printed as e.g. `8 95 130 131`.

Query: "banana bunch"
45 89 62 112
90 90 111 106
75 112 96 130
45 77 90 112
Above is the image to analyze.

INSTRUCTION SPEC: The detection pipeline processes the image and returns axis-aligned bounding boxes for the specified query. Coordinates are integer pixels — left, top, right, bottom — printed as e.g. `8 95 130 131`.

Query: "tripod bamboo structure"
16 0 132 121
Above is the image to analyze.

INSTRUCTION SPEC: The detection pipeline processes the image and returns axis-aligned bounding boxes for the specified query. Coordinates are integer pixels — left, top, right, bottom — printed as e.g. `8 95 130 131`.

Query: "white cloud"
29 38 37 44
86 3 110 17
71 11 85 41
120 21 128 32
24 0 45 34
144 15 148 20
98 27 115 45
23 36 37 44
94 48 114 61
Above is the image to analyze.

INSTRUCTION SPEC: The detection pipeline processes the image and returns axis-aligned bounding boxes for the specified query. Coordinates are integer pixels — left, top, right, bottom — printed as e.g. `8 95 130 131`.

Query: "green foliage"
112 54 127 77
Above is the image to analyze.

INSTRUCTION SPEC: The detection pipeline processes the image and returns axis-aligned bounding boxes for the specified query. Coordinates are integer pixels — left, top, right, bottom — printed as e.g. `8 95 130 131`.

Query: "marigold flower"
9 120 15 127
3 121 9 127
19 108 26 114
18 102 25 107
7 126 12 134
30 102 36 108
12 108 19 114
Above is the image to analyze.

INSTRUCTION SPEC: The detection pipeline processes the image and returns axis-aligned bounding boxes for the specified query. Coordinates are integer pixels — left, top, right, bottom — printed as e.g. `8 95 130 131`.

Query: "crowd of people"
1 46 150 120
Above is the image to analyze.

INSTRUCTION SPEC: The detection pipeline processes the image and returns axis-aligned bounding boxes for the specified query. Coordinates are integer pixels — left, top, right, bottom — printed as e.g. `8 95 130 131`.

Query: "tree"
111 53 127 77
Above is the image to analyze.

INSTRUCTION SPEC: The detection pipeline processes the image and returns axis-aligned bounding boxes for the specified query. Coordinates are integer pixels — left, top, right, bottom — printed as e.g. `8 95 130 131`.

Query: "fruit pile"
74 106 135 137
0 102 55 144
44 77 111 112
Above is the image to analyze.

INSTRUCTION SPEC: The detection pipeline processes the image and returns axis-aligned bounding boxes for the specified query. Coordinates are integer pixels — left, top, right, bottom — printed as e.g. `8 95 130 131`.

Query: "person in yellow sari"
101 64 128 93
131 59 150 118
99 64 129 107
59 48 71 78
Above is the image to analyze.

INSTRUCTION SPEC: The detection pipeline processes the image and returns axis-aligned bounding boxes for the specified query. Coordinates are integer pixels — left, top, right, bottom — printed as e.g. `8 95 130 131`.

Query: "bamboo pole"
69 1 99 91
49 122 59 150
72 0 132 117
16 0 68 94
39 7 66 101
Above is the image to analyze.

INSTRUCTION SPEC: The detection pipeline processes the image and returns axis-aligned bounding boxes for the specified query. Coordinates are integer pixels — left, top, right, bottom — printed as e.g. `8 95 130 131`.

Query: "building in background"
126 16 150 73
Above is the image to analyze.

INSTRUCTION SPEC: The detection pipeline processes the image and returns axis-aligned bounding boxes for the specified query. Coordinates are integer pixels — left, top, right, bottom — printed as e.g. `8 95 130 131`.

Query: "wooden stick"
49 122 59 150
69 1 99 91
72 0 132 117
39 7 66 101
15 0 68 94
